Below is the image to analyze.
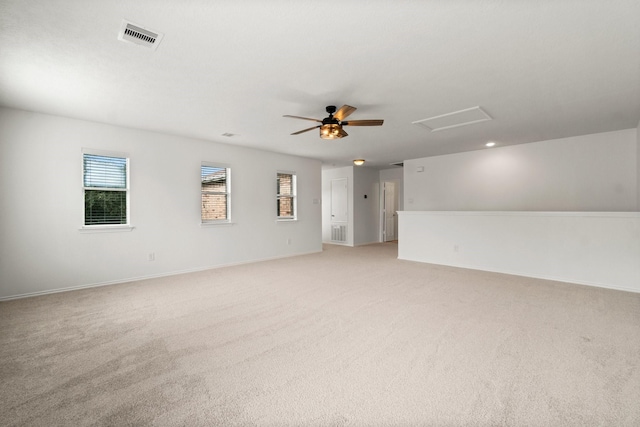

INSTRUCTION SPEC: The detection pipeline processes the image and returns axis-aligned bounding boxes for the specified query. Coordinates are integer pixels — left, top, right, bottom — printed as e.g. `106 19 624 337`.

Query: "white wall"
404 129 638 211
399 211 640 293
353 167 380 246
637 120 640 210
0 108 322 299
399 128 639 292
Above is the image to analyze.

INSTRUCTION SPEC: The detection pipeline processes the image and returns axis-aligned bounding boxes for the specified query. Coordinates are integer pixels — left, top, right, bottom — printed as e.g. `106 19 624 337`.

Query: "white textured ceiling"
1 0 639 169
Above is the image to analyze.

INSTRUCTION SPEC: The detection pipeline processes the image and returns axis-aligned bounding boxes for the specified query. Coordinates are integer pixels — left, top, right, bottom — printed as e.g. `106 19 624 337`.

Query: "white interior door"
383 182 396 241
331 178 348 223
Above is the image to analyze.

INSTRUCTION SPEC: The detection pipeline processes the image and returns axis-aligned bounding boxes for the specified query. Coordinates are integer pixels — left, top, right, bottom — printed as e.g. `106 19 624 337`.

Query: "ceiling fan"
284 105 384 140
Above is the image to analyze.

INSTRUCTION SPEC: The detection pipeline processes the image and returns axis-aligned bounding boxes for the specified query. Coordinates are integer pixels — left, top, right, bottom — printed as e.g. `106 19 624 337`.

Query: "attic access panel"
412 106 492 132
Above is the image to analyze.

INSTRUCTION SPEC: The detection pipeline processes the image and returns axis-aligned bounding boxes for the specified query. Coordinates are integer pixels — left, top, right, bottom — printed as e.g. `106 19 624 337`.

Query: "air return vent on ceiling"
118 20 164 50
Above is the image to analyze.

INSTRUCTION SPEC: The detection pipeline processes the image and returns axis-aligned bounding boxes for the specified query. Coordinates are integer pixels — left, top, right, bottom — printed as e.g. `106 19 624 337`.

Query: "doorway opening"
382 181 398 243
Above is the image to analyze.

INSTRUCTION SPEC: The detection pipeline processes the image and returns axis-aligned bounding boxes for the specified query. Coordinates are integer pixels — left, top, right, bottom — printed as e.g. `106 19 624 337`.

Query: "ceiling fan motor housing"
322 117 340 125
323 106 339 125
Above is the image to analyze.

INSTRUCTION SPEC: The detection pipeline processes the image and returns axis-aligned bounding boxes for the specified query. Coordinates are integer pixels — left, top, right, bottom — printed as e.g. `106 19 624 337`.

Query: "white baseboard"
0 250 322 301
398 256 640 294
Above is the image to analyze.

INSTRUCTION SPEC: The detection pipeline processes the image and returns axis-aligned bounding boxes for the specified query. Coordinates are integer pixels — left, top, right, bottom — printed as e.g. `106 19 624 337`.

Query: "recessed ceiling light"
485 142 496 147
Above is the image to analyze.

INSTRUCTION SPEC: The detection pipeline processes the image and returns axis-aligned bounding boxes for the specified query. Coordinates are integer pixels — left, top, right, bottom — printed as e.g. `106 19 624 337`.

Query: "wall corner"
637 120 640 211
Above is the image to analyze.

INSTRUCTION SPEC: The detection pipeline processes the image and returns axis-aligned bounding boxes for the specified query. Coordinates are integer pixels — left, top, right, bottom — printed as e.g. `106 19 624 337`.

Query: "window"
277 172 296 220
201 163 230 222
83 152 129 226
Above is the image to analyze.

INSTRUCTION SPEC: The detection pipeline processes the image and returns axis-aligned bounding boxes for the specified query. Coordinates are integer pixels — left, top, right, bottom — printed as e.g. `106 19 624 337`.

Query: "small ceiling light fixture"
485 141 496 147
353 159 365 166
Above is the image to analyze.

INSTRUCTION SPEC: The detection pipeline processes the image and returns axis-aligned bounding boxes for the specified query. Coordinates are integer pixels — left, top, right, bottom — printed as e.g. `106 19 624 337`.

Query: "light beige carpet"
1 243 639 426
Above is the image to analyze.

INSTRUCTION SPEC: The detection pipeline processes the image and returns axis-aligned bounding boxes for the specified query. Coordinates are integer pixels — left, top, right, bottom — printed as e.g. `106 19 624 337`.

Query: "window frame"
276 171 297 221
81 149 131 231
201 162 231 224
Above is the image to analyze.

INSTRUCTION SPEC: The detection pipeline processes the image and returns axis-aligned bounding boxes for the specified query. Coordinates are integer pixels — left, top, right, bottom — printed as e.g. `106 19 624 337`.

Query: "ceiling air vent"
118 20 163 50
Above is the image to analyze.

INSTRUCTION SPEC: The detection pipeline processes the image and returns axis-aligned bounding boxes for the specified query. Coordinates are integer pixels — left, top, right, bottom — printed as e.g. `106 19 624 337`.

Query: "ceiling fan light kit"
320 123 343 140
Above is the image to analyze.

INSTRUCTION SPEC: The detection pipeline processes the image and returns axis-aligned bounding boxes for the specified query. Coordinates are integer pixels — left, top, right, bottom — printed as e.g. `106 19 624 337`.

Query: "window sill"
276 218 298 223
79 225 135 233
201 221 235 227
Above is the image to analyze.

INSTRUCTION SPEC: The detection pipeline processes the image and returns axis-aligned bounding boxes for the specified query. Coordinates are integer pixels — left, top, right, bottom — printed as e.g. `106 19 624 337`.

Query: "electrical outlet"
453 245 459 252
148 252 155 261
287 238 292 245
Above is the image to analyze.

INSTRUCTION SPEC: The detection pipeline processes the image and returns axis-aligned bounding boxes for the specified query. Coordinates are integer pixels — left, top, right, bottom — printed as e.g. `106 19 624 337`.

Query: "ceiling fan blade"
342 119 384 126
334 105 357 121
291 125 320 135
283 115 322 123
339 127 349 138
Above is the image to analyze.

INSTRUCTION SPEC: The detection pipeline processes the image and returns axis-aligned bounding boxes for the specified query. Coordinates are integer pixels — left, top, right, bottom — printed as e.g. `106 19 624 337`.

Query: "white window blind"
83 153 129 226
201 164 230 222
277 172 296 219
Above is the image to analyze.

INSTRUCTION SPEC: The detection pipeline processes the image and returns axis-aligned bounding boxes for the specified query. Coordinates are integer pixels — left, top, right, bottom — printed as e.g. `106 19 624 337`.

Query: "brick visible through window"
277 172 296 219
202 164 230 222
